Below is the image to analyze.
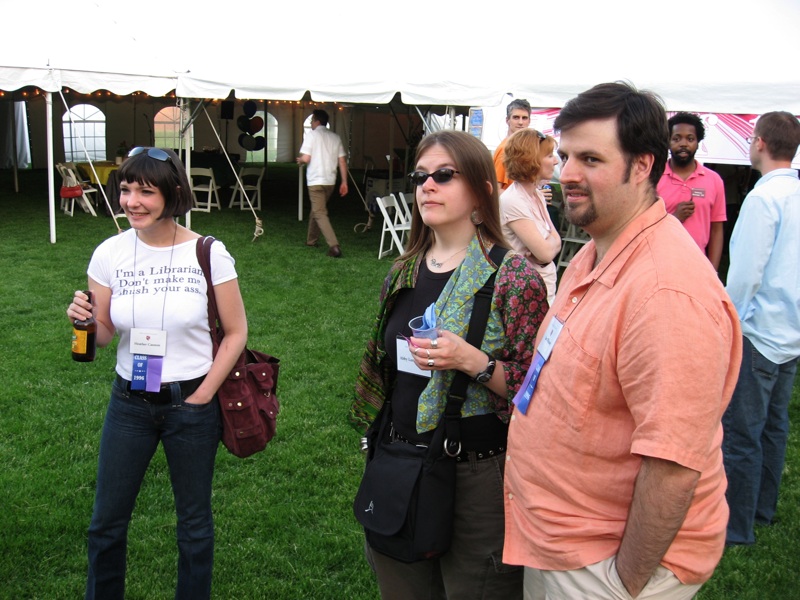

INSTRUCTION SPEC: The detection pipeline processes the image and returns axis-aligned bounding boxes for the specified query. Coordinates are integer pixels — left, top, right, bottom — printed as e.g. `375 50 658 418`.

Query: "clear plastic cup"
409 316 441 339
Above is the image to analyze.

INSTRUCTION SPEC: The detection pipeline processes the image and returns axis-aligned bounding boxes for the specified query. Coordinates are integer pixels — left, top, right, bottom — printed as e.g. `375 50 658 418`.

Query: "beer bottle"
72 291 97 362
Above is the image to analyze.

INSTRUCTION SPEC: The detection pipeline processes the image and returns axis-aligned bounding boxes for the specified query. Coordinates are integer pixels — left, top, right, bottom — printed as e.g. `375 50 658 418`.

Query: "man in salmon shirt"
503 82 742 599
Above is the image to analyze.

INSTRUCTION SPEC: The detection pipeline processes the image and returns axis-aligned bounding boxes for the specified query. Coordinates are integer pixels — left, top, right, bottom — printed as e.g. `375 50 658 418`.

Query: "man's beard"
564 186 598 228
671 149 696 168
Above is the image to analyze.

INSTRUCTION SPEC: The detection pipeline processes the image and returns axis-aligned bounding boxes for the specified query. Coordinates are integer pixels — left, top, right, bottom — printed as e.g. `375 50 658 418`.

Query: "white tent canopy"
2 0 798 110
1 0 799 243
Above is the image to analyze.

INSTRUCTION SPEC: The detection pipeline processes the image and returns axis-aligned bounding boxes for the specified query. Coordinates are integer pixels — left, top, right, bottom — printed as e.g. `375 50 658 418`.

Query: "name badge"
538 317 563 361
130 328 167 356
691 188 705 198
512 317 564 415
130 354 164 392
396 337 432 378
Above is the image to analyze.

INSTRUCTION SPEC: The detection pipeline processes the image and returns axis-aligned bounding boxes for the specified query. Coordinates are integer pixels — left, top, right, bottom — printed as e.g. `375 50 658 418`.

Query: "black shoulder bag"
353 245 507 562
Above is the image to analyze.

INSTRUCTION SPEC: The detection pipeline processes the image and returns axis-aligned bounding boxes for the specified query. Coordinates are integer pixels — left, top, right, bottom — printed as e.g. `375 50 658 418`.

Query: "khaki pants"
523 557 702 600
306 184 338 247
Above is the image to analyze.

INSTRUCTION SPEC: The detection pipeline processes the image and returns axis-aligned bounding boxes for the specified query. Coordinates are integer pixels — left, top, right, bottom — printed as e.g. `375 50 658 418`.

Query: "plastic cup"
409 316 440 339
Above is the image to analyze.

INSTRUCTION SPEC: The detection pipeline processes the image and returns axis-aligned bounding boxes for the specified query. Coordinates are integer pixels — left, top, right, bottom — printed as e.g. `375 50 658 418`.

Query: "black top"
382 261 508 448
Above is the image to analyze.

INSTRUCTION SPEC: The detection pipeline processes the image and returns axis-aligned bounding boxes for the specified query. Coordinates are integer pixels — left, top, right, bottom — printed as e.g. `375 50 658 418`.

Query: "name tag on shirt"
691 188 705 198
129 328 167 356
512 317 564 414
537 317 563 361
396 337 432 378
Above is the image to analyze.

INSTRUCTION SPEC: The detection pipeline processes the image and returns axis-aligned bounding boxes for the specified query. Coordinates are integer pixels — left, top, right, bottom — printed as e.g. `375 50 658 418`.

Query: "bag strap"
442 244 508 456
195 235 222 356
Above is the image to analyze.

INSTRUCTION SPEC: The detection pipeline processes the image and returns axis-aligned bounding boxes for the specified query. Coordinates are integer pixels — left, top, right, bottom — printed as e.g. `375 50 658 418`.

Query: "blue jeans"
85 376 221 600
722 335 797 545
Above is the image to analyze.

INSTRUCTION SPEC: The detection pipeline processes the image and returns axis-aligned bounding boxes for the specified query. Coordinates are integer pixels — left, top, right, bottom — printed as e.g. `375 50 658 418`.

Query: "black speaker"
220 101 234 120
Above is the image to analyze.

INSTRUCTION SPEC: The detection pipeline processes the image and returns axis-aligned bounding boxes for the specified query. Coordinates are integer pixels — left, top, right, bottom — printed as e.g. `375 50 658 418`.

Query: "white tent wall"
15 92 424 172
0 101 30 168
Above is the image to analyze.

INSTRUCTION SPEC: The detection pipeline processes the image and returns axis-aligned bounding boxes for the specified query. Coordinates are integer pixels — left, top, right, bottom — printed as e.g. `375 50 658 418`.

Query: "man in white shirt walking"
297 109 348 258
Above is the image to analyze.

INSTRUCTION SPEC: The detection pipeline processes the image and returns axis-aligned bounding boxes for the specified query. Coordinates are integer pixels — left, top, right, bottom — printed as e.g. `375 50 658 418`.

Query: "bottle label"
72 329 88 354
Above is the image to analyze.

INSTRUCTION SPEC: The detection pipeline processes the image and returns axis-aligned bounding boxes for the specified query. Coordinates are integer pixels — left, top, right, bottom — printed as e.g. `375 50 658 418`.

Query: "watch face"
474 358 496 383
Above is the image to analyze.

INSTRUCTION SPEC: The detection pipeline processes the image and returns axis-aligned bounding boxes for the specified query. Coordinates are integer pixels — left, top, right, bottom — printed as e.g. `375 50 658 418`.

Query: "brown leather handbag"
196 236 280 458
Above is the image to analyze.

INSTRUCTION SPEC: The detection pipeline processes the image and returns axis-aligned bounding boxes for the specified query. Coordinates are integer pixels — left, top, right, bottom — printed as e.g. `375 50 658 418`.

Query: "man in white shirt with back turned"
723 110 800 546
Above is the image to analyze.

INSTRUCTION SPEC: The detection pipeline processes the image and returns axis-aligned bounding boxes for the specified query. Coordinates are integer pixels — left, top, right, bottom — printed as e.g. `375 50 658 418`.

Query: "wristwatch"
473 354 496 383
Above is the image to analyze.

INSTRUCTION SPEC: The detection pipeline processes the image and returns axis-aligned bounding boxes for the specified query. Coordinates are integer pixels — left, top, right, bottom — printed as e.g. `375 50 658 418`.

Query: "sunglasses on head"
535 130 546 141
128 147 171 161
408 168 460 186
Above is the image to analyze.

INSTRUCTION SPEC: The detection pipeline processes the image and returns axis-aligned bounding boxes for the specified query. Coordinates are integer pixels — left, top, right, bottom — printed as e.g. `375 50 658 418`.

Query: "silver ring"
413 347 419 356
430 338 438 349
427 358 435 367
426 349 431 359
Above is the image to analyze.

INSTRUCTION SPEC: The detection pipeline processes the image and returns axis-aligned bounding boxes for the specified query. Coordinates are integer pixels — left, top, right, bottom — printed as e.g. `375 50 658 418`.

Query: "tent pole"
298 164 304 221
182 98 193 231
297 102 304 221
46 92 56 244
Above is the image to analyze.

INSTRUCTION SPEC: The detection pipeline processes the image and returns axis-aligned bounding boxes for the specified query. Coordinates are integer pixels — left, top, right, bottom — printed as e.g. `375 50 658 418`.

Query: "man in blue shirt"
723 111 800 546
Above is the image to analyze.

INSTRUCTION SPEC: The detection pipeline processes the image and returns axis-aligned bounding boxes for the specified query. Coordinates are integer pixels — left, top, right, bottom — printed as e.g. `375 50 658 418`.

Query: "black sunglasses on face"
408 168 460 186
128 147 171 161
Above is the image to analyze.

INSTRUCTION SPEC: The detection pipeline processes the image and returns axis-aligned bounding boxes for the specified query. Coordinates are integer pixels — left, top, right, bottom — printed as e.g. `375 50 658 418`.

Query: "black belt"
119 375 205 404
454 445 506 462
389 423 505 462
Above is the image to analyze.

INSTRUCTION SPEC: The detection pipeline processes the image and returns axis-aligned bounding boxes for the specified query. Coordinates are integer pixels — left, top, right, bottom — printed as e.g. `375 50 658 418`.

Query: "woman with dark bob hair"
66 147 247 599
500 129 561 303
350 131 548 599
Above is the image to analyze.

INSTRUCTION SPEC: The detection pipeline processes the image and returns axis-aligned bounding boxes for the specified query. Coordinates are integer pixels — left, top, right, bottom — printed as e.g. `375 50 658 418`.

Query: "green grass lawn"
0 167 797 599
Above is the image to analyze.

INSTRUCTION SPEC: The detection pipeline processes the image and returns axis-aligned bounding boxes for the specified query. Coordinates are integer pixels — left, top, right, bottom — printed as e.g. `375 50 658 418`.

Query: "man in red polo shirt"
657 112 727 272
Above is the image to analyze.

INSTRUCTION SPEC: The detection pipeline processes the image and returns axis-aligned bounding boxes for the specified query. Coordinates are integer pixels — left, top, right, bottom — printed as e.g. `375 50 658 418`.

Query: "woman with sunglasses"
499 129 561 304
350 131 547 599
66 147 247 600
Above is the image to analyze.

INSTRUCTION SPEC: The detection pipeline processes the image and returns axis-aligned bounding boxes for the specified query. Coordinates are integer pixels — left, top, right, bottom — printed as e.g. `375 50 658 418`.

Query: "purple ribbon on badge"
131 354 163 392
512 351 546 415
145 357 163 392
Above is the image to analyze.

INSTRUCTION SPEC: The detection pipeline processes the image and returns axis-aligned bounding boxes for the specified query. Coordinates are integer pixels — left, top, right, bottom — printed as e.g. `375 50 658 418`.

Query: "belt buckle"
139 386 172 404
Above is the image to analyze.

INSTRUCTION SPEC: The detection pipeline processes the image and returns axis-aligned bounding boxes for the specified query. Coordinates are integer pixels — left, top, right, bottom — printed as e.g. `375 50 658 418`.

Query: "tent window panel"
154 107 183 151
62 104 106 162
244 111 277 164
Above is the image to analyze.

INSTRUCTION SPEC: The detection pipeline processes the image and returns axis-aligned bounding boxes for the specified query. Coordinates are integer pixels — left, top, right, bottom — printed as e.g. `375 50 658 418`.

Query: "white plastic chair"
397 191 414 224
229 166 264 210
190 167 222 212
377 194 411 258
60 165 97 217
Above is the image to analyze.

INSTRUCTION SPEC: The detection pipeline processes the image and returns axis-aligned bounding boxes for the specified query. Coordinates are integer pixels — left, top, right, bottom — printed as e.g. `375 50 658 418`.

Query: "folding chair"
61 165 98 217
377 194 411 259
397 191 414 223
190 167 222 212
229 166 264 210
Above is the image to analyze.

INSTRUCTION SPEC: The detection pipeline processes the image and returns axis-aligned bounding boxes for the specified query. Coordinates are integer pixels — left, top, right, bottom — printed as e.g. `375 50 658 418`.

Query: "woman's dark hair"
554 81 669 189
504 129 556 182
118 148 193 218
401 130 506 261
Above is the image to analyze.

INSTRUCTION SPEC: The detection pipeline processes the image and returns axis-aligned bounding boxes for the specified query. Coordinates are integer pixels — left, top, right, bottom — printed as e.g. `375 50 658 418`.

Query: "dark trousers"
722 335 797 544
365 453 523 599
